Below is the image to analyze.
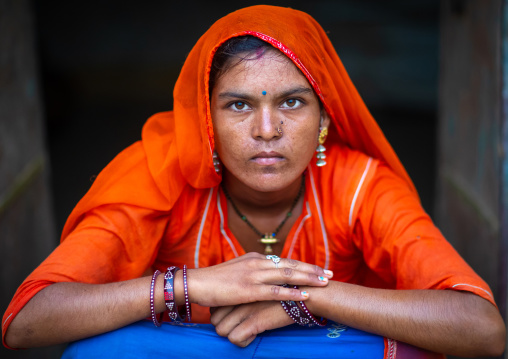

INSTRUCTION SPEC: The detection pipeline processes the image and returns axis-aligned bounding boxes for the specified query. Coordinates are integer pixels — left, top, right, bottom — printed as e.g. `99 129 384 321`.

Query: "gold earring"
316 127 328 167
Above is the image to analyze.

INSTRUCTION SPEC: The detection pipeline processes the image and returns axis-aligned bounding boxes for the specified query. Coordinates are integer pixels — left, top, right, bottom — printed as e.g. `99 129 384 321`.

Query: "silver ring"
266 255 281 268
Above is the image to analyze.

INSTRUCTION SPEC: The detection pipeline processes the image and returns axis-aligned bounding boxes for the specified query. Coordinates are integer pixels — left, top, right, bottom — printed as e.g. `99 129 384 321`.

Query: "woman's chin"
239 171 303 193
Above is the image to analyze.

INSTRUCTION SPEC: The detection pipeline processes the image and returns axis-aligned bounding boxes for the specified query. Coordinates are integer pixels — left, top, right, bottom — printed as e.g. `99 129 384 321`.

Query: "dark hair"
209 36 274 94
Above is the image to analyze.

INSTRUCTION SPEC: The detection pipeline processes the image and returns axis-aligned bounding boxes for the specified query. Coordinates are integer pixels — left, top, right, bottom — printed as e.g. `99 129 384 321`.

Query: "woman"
3 5 505 358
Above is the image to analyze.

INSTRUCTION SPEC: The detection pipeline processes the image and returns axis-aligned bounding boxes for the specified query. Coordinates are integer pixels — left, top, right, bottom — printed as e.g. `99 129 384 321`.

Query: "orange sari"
2 5 495 348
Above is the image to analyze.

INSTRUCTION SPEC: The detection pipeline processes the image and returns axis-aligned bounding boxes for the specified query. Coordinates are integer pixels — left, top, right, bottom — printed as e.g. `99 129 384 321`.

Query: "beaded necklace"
221 176 305 254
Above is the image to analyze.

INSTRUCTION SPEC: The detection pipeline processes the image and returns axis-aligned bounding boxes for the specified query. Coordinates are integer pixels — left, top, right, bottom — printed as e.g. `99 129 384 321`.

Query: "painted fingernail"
324 269 334 278
301 291 309 298
318 276 328 282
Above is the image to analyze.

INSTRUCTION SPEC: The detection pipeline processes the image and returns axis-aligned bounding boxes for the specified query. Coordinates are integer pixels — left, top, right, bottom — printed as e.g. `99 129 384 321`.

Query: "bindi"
262 91 267 96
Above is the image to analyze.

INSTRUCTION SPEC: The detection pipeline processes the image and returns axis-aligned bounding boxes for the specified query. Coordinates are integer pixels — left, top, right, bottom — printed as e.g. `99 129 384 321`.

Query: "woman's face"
211 49 329 192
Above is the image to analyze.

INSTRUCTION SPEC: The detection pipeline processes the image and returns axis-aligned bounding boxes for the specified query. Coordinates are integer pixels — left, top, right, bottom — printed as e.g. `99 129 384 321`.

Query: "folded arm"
211 279 506 357
4 253 330 348
307 281 505 357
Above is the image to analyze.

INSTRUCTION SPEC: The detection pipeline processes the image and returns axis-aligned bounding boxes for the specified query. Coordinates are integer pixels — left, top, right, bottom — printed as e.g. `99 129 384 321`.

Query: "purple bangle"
280 284 311 326
295 285 326 327
150 270 163 327
164 266 186 322
298 300 327 327
281 299 312 326
183 265 192 322
280 285 327 327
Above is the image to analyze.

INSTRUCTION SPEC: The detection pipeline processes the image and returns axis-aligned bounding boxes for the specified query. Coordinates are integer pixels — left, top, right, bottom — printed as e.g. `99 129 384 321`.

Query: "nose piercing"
262 91 267 95
277 127 283 136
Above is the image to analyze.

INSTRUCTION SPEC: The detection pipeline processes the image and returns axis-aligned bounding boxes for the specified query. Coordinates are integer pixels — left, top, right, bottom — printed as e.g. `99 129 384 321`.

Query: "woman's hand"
210 301 294 347
187 252 332 308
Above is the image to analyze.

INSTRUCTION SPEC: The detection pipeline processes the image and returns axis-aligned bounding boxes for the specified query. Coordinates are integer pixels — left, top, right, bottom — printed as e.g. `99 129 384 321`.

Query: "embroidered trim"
386 338 397 359
3 313 12 327
308 166 330 269
217 192 240 258
326 323 347 338
194 188 214 268
348 157 373 227
451 283 494 300
242 31 327 108
287 202 312 259
205 40 222 155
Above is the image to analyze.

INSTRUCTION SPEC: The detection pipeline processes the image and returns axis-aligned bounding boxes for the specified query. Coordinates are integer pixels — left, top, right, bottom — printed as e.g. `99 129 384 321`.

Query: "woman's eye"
282 99 302 108
231 101 250 111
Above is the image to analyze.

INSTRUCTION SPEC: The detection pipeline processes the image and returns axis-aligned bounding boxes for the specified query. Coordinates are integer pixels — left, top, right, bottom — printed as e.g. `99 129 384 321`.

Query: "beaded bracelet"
280 285 326 327
182 265 192 322
298 295 327 327
164 266 187 322
280 284 310 326
281 298 312 326
150 270 163 327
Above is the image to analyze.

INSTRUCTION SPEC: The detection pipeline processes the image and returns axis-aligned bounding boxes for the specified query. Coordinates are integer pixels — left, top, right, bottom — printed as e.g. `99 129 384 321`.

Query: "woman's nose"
251 107 281 140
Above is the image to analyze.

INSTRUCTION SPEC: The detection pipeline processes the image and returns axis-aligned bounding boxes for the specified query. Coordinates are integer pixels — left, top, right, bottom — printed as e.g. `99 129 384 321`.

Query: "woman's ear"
320 110 331 129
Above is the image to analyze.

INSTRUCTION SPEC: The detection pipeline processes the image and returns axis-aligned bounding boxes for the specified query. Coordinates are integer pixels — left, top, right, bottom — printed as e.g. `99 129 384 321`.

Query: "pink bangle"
183 265 192 322
164 266 186 322
150 270 163 327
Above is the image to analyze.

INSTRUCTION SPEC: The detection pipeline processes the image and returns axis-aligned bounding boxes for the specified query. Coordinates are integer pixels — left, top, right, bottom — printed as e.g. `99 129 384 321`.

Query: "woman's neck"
221 171 304 216
221 170 305 255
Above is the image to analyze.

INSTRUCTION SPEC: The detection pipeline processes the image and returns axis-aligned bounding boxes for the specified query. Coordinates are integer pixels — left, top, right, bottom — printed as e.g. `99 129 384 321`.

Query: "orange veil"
60 5 416 240
3 5 418 346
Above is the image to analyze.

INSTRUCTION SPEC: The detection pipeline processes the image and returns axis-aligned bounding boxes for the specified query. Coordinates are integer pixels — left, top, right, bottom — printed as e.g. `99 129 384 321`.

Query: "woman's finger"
210 305 236 327
213 305 253 338
262 256 333 279
224 302 294 347
253 266 330 289
259 283 310 302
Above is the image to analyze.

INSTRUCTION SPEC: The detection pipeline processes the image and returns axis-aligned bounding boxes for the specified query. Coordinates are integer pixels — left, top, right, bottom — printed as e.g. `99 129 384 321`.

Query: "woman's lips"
251 151 284 165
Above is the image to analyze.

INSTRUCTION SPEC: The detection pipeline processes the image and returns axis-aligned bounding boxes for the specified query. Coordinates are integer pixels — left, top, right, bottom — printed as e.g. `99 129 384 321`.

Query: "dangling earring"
213 151 221 173
316 127 328 167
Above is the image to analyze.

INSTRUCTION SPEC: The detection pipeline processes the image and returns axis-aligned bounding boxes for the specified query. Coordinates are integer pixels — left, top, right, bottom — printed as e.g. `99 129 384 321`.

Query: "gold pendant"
259 233 279 255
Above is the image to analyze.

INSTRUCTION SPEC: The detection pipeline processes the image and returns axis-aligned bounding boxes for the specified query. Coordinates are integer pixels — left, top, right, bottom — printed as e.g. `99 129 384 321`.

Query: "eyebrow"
217 86 313 100
218 91 253 100
280 87 313 97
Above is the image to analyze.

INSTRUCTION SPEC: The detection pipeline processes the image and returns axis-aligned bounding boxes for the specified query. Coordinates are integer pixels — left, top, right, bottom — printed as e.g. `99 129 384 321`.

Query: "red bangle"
150 270 163 327
164 266 187 322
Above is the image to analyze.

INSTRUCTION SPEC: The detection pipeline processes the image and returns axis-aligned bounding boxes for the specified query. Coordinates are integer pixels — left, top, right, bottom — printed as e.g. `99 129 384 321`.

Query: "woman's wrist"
280 284 327 327
295 283 329 320
184 268 204 305
152 267 193 324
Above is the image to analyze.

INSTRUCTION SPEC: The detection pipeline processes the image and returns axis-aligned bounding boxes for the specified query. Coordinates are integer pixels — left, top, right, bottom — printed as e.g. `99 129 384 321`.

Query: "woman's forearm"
5 253 330 348
305 281 505 357
5 276 169 348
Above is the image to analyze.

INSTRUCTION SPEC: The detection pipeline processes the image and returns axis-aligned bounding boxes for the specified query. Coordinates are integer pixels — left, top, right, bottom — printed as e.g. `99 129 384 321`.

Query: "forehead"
216 49 310 91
